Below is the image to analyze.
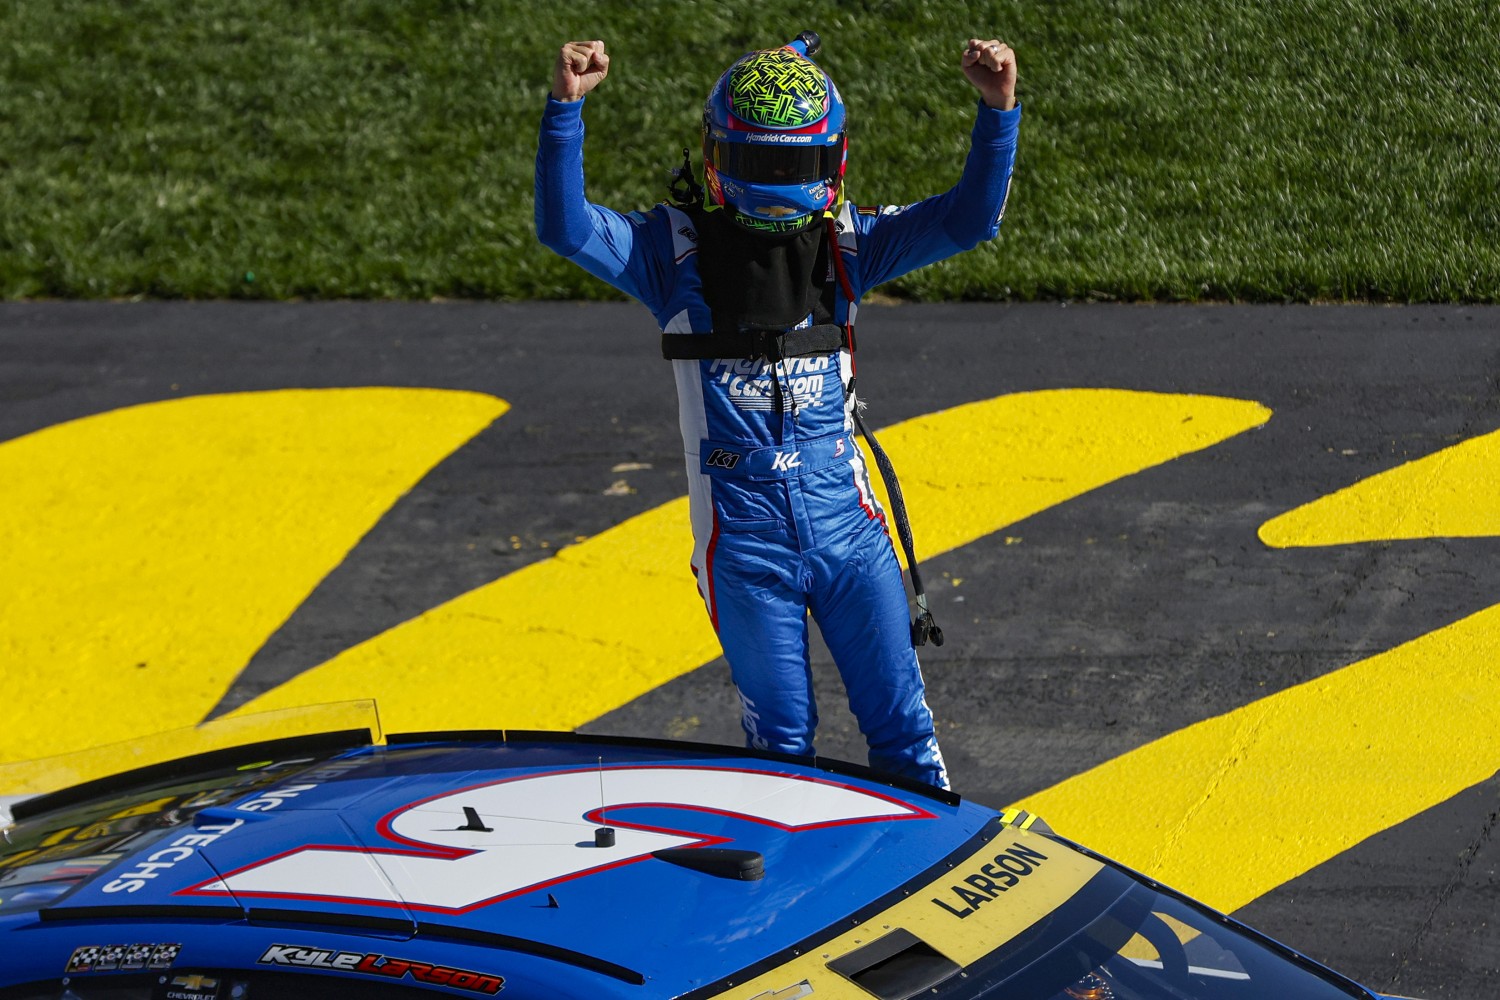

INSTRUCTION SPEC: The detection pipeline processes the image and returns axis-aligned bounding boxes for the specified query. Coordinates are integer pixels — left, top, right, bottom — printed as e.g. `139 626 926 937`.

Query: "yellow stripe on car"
703 828 1103 998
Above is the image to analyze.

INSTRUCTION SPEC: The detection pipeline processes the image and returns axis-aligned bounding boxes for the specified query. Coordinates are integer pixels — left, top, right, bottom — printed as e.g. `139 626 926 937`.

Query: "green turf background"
2 0 1495 301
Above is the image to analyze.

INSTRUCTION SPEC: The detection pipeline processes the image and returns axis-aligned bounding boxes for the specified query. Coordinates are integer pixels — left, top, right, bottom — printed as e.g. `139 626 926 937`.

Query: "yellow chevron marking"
1018 600 1500 914
1048 425 1500 911
1260 427 1500 547
876 389 1270 566
0 389 506 766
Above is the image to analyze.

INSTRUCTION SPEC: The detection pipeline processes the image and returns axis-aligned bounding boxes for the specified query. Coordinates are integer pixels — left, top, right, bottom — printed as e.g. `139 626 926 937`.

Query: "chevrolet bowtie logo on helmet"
701 30 848 234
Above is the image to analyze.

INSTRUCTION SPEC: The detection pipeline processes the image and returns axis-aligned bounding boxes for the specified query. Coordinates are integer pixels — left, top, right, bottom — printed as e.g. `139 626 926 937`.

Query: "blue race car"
0 729 1419 999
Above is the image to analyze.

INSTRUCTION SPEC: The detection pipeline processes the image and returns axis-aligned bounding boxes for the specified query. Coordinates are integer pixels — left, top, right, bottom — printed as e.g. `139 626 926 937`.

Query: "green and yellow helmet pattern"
727 48 830 129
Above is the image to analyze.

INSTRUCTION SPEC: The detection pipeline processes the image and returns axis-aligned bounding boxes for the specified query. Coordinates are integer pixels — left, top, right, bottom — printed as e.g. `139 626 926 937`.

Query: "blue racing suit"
536 95 1019 788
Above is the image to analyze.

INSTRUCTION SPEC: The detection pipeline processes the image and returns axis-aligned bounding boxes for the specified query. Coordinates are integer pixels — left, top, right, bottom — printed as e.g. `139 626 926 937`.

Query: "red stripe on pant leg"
704 510 723 631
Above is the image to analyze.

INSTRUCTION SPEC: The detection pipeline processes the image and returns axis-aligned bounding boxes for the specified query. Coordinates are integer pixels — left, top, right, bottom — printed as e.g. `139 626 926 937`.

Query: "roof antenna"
456 805 492 833
594 756 616 847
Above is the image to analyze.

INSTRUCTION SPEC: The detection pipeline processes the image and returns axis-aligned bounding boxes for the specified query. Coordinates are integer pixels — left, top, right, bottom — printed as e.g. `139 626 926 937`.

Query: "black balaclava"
696 208 830 332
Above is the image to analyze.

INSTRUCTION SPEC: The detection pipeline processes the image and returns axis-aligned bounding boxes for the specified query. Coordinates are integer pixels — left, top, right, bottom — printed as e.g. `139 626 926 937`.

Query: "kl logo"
772 450 802 472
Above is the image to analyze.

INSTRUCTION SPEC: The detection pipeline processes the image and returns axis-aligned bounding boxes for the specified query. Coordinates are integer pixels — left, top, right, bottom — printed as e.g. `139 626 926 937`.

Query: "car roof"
1 730 1000 998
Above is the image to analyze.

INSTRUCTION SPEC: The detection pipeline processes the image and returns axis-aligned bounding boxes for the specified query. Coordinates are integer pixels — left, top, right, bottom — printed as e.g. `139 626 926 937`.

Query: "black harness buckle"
747 329 787 362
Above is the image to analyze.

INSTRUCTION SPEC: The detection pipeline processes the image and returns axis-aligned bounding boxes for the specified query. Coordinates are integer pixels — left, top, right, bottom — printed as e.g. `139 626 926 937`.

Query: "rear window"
0 747 361 917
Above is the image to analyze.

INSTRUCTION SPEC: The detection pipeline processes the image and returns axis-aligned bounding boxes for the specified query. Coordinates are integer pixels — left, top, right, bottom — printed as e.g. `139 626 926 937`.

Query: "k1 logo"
706 448 741 470
183 766 929 912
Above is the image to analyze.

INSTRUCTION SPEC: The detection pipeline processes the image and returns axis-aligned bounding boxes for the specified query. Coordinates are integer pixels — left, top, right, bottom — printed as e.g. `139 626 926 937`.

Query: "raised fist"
553 40 610 102
962 38 1017 111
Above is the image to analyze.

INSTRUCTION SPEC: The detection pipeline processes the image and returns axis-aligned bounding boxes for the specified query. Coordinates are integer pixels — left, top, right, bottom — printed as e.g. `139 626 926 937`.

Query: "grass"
0 0 1495 302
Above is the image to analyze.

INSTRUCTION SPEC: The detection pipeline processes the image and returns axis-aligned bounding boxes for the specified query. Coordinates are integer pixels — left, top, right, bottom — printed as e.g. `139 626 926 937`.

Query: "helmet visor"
708 136 843 186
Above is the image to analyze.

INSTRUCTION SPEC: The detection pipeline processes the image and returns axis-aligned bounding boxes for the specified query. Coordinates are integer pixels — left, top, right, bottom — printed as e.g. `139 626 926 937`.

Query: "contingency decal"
65 942 180 973
258 944 504 995
101 817 244 894
184 765 930 912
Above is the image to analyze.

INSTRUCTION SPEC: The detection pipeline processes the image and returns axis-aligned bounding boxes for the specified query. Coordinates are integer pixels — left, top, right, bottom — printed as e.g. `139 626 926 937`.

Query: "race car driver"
535 33 1019 789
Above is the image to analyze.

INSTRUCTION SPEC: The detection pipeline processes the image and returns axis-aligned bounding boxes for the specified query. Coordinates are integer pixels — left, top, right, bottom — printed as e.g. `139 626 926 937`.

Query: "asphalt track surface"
2 300 1498 998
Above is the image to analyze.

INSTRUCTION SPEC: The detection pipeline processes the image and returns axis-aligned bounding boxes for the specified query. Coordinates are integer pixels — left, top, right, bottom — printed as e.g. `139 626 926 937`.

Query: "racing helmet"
701 32 847 234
